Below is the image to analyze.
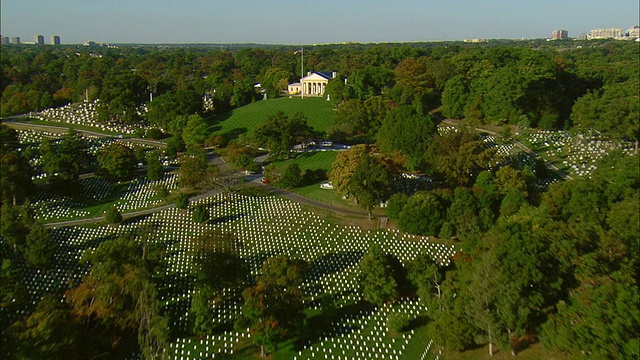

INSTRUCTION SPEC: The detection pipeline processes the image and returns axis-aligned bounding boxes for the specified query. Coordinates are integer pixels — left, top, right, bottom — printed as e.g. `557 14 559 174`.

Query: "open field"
268 150 339 174
210 97 335 141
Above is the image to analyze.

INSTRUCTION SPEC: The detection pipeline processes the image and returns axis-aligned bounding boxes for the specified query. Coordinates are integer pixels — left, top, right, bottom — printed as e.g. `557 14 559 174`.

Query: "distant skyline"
1 0 639 44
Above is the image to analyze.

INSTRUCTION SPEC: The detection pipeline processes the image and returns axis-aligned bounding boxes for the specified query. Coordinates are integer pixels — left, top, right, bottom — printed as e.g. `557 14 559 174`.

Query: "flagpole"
301 46 304 100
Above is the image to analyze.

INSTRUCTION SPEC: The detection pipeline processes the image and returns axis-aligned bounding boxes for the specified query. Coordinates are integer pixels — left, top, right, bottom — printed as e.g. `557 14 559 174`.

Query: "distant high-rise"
11 37 20 44
588 28 623 39
35 34 45 45
50 35 61 45
552 29 568 40
0 36 9 44
627 26 640 38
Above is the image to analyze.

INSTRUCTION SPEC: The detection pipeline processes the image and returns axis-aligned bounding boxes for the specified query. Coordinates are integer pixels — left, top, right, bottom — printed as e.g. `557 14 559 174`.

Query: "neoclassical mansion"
288 71 337 97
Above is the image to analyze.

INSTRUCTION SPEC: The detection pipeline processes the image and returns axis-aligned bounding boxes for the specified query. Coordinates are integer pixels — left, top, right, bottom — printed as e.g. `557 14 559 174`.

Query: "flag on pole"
293 49 302 55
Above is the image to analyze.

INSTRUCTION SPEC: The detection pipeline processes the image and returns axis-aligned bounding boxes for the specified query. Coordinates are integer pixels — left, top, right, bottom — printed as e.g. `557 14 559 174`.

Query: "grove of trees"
1 39 638 359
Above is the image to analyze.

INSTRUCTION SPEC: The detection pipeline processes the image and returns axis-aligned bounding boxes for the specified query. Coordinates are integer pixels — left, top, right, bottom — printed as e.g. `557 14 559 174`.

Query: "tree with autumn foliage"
64 235 168 359
427 127 495 187
236 255 309 357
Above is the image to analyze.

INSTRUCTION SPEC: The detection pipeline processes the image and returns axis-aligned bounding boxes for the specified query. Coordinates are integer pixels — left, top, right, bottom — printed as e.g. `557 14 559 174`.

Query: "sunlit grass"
210 97 335 141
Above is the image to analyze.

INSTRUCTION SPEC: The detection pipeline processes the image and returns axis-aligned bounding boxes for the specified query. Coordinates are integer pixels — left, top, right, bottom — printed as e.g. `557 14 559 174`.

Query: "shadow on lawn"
307 250 363 282
295 299 375 351
221 127 248 142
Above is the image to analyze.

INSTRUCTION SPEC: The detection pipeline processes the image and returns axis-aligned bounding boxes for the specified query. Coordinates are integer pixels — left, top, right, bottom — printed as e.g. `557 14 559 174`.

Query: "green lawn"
210 97 335 141
265 151 357 209
268 150 338 173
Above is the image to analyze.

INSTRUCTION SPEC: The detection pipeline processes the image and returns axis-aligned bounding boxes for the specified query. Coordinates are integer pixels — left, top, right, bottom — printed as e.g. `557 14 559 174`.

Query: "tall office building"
35 34 45 45
552 29 568 40
11 37 21 44
50 35 61 45
0 36 9 44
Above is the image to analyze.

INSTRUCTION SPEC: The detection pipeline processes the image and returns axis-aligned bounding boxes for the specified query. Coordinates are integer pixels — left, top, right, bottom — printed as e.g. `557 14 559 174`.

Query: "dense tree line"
1 39 638 358
356 151 638 357
2 41 637 144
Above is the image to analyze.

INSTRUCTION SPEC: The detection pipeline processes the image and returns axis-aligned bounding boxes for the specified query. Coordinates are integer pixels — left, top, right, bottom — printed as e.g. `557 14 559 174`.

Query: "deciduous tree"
359 244 398 306
236 255 309 357
97 142 138 181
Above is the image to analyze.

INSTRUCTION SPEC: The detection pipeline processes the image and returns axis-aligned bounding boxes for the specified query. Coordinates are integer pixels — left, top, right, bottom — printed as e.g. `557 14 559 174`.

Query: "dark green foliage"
165 134 186 157
0 125 33 205
328 97 392 139
571 78 639 145
442 75 470 119
146 151 164 181
192 204 210 223
40 129 92 188
252 111 313 158
499 189 527 218
24 224 56 270
408 253 447 306
446 187 480 240
98 72 148 125
301 168 327 186
63 235 168 358
146 87 202 132
175 193 189 210
97 143 138 181
376 105 437 170
427 128 495 187
236 255 309 357
178 152 210 189
145 128 165 140
398 191 445 236
359 244 398 306
386 193 408 219
541 273 639 359
182 114 210 148
189 287 215 335
0 151 33 207
279 163 302 189
348 150 396 218
13 294 78 359
260 67 291 99
1 203 32 252
105 205 123 225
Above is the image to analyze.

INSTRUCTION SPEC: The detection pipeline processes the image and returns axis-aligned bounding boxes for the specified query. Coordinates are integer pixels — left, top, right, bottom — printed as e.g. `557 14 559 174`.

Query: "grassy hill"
209 97 335 141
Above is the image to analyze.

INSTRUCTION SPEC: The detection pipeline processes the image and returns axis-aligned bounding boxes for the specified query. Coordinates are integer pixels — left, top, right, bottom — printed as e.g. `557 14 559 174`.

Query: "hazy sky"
1 0 638 44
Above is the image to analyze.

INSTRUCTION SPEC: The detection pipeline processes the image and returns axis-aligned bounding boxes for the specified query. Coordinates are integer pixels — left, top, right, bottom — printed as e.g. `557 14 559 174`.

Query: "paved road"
245 175 368 217
2 120 166 148
43 175 369 229
42 187 224 229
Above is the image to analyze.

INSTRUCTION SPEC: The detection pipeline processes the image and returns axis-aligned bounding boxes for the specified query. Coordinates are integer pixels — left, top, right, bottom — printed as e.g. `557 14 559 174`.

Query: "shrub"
105 205 123 225
146 128 165 140
192 204 210 223
175 193 189 210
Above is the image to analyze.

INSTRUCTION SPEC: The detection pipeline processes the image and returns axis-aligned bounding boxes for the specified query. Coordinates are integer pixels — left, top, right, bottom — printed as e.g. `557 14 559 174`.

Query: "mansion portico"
288 71 337 96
